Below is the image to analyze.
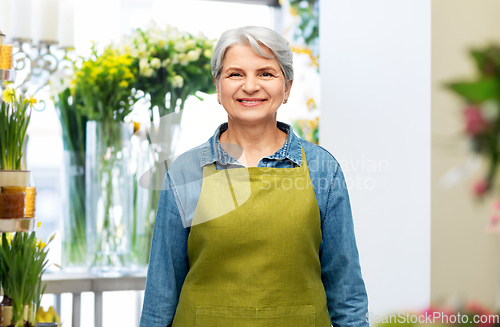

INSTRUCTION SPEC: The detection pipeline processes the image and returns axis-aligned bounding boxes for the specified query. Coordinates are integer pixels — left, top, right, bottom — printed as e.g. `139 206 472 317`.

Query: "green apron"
172 148 331 327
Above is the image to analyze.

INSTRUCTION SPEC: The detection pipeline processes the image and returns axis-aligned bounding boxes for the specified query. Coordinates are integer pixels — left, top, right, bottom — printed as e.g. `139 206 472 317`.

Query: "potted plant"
0 84 36 188
0 232 53 327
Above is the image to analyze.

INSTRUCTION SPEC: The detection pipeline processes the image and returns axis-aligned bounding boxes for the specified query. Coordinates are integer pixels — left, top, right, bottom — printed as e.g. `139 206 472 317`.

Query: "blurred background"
1 0 500 326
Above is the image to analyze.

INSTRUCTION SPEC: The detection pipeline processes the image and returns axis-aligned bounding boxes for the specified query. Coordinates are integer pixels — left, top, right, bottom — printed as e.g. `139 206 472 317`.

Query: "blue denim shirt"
140 122 368 327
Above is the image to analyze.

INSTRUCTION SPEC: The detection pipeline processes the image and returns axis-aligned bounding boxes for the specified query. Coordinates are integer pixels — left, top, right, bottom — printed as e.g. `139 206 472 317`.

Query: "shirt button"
262 159 268 164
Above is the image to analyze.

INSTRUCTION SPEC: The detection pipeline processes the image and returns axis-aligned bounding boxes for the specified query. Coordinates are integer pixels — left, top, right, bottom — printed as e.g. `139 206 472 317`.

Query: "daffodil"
0 232 14 245
2 87 15 104
22 94 38 107
36 238 46 249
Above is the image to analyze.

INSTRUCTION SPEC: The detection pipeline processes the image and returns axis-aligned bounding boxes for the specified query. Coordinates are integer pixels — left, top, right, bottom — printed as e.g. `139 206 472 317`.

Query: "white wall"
320 0 431 315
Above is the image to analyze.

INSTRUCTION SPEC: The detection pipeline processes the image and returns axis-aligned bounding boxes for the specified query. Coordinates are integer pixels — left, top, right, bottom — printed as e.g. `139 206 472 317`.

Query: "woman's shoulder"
167 142 209 183
299 139 342 177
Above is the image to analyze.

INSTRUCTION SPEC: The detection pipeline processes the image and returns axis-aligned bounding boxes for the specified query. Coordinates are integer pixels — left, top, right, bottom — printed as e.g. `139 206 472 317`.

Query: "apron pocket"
195 305 315 327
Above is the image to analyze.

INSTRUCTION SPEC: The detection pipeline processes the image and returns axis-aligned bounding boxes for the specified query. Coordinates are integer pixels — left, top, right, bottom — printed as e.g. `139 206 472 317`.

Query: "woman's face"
216 44 292 126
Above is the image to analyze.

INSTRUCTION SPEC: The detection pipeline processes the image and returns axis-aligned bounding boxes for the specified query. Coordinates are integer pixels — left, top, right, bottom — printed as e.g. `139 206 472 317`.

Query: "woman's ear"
214 77 221 104
285 80 293 99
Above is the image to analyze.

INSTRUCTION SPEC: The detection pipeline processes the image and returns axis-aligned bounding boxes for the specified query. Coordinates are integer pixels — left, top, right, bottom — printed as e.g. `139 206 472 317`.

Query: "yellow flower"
119 80 129 88
307 98 316 111
90 69 99 80
2 87 15 104
22 94 37 107
37 306 60 323
123 71 135 80
37 221 42 228
36 238 46 249
0 233 14 245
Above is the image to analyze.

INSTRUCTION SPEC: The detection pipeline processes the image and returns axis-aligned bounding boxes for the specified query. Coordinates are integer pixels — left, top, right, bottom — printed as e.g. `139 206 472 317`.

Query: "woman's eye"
262 72 274 77
229 73 241 77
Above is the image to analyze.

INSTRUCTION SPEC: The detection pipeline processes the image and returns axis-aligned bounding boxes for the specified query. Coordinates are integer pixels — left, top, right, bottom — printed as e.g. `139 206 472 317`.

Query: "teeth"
240 100 264 103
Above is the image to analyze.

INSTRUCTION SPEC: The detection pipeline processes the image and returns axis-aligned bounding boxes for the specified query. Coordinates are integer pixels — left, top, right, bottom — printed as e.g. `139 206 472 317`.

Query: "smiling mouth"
237 99 266 104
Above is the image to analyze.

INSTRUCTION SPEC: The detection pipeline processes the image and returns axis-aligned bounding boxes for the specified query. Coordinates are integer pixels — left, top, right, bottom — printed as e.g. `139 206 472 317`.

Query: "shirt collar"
200 121 303 167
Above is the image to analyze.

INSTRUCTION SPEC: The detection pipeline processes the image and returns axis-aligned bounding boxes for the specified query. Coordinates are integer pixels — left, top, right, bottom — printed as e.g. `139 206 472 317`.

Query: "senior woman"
140 26 368 327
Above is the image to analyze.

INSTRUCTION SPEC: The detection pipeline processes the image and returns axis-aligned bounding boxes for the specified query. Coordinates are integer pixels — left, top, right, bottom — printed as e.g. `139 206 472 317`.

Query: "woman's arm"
321 166 368 327
140 172 190 327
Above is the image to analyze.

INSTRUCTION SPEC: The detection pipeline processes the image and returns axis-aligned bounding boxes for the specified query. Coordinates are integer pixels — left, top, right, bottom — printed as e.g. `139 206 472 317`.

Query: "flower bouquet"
122 21 216 117
446 45 500 198
120 22 216 268
74 43 138 274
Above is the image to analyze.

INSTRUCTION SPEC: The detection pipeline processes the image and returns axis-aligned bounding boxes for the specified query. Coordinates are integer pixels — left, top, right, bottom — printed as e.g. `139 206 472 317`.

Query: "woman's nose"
242 76 260 93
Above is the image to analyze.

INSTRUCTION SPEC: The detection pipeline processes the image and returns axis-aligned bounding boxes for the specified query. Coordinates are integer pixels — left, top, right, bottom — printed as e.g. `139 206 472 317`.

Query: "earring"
217 95 221 105
283 99 288 104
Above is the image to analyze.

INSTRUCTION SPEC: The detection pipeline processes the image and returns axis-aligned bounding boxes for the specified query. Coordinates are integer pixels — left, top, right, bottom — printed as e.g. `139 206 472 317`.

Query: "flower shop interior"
0 0 499 326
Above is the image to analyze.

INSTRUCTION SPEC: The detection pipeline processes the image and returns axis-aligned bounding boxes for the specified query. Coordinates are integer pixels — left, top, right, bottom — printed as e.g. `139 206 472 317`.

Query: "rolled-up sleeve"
140 172 189 327
320 166 368 327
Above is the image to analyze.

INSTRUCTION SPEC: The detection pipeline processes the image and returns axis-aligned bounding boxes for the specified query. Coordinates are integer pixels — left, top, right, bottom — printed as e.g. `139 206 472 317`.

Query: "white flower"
203 48 213 58
138 43 147 53
151 58 161 69
143 68 154 77
185 39 196 50
130 49 139 58
177 53 190 66
171 54 179 64
139 57 149 69
147 20 161 34
170 75 184 88
186 49 201 62
174 41 186 53
139 58 154 77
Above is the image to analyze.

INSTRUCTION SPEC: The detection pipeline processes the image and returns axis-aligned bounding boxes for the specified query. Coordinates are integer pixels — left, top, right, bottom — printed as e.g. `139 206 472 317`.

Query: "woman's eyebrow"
256 66 278 72
224 66 279 72
224 67 244 72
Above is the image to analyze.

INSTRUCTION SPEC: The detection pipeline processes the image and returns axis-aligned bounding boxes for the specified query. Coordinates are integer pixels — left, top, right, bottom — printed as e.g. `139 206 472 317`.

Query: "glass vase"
130 117 181 271
60 150 87 270
86 121 134 275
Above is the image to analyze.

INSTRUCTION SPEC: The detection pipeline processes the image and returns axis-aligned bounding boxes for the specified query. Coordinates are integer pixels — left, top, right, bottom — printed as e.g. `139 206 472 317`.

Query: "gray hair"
211 26 294 85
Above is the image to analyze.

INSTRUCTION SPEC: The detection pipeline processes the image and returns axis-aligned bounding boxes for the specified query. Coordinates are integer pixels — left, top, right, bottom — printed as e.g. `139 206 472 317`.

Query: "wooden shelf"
0 217 36 232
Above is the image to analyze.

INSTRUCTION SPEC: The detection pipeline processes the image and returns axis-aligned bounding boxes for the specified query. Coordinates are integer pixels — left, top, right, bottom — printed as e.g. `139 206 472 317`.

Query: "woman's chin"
228 113 278 126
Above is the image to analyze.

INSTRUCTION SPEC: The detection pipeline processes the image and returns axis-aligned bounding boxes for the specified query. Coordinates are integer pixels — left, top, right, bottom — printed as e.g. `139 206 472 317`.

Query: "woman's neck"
219 117 287 167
